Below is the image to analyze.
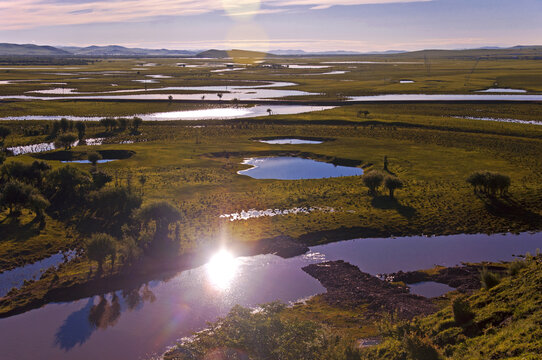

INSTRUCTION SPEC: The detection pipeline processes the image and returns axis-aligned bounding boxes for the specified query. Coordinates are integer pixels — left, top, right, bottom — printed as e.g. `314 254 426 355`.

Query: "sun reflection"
206 250 238 290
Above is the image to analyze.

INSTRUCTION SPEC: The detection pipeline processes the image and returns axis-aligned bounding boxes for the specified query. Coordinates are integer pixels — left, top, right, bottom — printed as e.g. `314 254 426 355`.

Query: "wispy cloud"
0 0 431 30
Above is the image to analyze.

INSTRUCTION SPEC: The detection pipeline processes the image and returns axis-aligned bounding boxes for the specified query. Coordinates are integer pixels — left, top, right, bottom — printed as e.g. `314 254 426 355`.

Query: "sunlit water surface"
0 232 540 360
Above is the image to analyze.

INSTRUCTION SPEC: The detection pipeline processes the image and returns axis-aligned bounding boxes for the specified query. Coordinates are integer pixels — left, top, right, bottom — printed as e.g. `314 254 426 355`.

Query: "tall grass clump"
480 267 500 289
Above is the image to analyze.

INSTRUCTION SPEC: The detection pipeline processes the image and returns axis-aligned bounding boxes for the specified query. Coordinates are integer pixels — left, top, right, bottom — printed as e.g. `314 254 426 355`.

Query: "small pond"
476 88 527 93
400 80 415 84
408 281 456 298
257 138 323 144
238 157 363 180
61 159 118 164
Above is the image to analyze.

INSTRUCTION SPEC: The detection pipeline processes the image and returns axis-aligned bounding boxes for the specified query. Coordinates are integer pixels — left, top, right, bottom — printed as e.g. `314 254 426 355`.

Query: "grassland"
1 54 541 337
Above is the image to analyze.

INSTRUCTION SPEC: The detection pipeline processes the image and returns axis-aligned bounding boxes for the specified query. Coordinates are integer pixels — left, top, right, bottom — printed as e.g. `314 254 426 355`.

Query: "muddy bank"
302 260 437 319
384 263 508 293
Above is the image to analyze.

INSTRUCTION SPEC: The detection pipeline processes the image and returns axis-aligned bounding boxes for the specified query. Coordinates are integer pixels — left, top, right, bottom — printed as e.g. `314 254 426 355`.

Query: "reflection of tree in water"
88 294 121 329
54 284 156 350
122 283 156 311
54 298 96 351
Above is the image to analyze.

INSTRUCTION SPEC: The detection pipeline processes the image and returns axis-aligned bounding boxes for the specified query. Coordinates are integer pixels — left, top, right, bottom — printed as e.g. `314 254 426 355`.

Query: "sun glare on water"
206 250 238 290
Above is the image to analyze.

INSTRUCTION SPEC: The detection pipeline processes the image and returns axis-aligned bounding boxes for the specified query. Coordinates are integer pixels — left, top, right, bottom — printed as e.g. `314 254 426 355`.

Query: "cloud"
0 0 432 30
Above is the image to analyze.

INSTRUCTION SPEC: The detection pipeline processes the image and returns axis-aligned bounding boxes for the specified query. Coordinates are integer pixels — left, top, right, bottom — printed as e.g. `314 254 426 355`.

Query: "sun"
206 249 238 290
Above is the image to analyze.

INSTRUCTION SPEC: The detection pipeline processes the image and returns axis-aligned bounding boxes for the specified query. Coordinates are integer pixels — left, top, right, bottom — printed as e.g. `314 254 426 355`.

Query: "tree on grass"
135 201 181 255
384 175 404 199
362 170 384 195
0 125 11 143
54 133 77 150
75 121 86 141
131 117 143 133
88 152 102 168
0 180 48 218
467 171 510 196
99 118 118 132
59 118 70 133
85 233 117 273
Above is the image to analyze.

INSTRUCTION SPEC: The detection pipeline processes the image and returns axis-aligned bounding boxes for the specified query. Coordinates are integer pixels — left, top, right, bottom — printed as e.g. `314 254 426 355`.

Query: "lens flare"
206 249 237 290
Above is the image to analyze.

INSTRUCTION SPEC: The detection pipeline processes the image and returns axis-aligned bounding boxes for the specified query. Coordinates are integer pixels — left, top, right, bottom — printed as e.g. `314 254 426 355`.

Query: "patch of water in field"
238 157 363 180
400 80 415 83
347 94 542 101
220 206 335 221
408 281 455 298
476 88 527 93
0 106 335 122
257 138 324 144
453 116 542 126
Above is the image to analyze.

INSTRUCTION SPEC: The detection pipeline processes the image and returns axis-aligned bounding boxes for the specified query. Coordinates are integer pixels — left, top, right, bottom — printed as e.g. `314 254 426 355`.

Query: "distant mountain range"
0 43 71 56
0 43 541 58
57 45 197 56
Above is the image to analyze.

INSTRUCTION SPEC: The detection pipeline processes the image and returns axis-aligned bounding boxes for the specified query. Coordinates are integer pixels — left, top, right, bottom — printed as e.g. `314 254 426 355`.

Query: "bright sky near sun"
1 0 541 51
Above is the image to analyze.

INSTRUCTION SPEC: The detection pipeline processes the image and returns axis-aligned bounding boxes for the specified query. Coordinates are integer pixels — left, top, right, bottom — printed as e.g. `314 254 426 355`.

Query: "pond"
237 157 363 180
0 232 540 360
61 159 118 164
347 94 542 101
476 88 527 93
257 138 324 144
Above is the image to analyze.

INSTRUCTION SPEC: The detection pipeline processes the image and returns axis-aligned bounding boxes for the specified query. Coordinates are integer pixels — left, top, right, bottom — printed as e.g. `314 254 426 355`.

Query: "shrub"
87 152 102 167
452 297 475 326
384 175 404 198
508 260 528 276
480 267 500 289
54 133 77 150
362 170 384 194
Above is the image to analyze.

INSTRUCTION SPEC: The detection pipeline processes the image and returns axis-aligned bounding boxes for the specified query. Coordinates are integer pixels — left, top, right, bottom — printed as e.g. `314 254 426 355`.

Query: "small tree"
75 121 86 141
59 118 70 133
138 175 147 194
0 152 6 166
132 117 143 133
0 180 31 216
54 133 77 150
0 125 11 143
267 108 272 116
85 233 117 273
217 93 223 100
88 152 102 167
118 118 128 132
362 170 384 195
168 95 173 102
384 175 404 199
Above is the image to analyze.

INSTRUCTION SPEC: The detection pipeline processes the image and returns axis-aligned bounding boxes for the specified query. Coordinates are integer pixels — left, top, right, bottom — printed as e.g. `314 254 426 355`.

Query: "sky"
0 0 541 52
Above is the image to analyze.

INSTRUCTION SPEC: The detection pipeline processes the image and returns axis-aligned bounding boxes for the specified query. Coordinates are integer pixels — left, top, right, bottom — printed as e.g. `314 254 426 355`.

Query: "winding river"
0 232 540 360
